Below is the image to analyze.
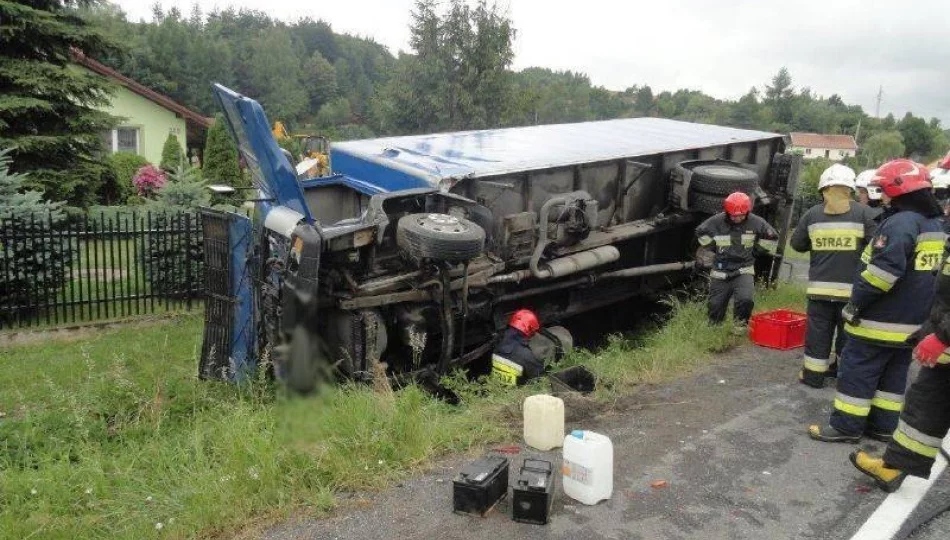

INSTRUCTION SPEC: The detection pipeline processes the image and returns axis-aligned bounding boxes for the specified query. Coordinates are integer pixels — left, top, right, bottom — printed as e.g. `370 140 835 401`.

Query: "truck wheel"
397 213 486 262
689 191 730 215
690 164 759 196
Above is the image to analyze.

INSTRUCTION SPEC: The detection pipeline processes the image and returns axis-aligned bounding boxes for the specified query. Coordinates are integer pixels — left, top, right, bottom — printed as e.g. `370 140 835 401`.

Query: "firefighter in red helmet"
809 159 945 444
695 192 778 332
491 309 544 386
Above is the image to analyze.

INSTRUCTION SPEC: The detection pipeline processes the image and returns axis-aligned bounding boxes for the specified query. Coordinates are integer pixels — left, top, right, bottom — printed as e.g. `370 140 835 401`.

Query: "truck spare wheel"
689 164 759 196
397 213 486 262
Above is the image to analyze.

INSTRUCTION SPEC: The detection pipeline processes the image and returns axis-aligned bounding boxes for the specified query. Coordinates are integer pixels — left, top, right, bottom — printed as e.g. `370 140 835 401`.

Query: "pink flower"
132 165 167 197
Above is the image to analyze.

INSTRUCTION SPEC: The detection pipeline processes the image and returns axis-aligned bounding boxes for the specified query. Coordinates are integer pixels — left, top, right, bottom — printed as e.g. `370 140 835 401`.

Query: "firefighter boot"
808 423 861 443
849 450 907 493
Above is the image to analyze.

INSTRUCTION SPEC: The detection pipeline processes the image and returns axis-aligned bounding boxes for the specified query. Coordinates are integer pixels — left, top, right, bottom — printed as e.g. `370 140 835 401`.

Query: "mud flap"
199 208 257 382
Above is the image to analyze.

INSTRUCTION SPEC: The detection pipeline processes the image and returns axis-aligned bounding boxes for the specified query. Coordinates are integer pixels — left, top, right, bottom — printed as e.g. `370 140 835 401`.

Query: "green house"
73 52 211 165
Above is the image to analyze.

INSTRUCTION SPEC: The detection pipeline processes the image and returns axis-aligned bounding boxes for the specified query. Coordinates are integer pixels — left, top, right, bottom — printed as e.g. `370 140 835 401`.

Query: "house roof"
789 132 858 150
71 50 212 129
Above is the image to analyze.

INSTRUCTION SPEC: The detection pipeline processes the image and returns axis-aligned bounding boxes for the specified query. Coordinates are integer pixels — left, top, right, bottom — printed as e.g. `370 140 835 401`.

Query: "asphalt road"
263 345 950 540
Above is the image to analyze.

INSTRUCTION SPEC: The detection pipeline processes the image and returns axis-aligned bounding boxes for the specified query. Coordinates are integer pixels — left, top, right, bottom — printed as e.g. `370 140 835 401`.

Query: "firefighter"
849 240 950 492
791 164 879 388
491 309 544 386
695 192 778 332
809 159 945 443
855 169 885 219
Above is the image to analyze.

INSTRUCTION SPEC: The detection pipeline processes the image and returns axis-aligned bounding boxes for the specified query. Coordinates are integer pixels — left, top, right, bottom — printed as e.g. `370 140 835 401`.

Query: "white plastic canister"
562 429 613 505
523 394 565 451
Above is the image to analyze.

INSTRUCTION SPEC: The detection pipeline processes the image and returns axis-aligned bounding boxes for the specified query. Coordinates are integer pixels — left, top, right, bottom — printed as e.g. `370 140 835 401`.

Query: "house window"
102 127 141 154
805 148 812 155
825 149 830 158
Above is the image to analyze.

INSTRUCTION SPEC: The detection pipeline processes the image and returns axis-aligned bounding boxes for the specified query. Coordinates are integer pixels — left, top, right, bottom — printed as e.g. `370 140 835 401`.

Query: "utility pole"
875 86 883 118
854 117 862 143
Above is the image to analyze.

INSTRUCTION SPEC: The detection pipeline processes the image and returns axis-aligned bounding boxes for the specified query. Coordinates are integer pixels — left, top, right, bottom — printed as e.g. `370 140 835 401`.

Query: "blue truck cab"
201 84 799 392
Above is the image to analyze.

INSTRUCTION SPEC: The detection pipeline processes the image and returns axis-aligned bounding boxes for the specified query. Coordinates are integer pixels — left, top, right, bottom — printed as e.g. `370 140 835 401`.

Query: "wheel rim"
417 213 468 234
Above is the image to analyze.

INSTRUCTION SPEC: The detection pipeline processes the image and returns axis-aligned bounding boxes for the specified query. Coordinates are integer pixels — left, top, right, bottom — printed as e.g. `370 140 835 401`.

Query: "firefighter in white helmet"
791 164 879 388
855 169 885 220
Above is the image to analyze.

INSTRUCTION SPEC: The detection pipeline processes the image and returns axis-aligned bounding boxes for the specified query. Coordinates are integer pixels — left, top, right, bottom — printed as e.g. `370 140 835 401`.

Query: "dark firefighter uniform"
880 246 950 477
696 212 778 324
829 211 945 437
491 327 543 386
790 202 879 386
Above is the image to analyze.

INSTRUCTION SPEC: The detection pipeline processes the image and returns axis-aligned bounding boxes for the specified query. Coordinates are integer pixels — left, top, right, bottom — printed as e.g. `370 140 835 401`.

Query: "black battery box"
512 459 554 525
452 456 509 516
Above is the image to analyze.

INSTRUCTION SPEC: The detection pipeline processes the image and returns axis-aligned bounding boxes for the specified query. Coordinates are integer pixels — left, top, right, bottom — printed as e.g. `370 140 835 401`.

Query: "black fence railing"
0 211 204 330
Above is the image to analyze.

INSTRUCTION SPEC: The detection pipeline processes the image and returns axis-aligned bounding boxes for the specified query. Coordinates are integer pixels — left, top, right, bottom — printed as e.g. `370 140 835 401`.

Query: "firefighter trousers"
708 274 754 324
801 299 847 386
882 365 950 478
830 338 910 436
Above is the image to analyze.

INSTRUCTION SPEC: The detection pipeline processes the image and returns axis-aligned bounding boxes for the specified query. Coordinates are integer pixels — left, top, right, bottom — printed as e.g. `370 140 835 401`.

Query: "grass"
0 282 806 539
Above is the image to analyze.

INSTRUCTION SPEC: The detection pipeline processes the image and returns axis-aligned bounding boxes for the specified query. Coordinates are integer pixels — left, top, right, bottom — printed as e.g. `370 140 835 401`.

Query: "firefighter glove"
841 303 861 325
912 333 946 367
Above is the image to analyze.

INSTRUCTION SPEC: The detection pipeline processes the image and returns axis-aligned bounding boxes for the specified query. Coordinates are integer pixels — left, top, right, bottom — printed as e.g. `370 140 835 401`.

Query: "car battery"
512 459 554 524
452 456 509 516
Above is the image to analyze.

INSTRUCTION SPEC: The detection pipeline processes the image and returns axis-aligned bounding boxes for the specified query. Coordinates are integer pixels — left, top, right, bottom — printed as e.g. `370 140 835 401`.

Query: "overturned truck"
199 84 799 391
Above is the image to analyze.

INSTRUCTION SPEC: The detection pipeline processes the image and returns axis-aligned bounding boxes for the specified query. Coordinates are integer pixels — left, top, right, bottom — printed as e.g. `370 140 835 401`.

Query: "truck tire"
689 191 729 215
690 164 759 196
397 213 485 262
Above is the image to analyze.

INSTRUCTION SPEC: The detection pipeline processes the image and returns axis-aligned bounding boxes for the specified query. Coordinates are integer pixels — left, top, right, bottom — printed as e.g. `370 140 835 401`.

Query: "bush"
107 152 150 203
160 133 185 172
132 164 167 198
0 148 73 322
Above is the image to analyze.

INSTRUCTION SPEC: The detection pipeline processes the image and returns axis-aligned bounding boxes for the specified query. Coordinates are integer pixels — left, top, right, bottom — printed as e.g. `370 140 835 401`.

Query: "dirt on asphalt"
260 343 921 540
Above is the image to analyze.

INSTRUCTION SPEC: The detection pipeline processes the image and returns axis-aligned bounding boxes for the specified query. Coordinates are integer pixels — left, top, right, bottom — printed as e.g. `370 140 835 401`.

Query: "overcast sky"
114 0 950 125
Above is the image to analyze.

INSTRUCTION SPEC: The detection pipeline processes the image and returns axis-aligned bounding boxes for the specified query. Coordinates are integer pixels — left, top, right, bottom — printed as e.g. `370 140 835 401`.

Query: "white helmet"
855 169 883 200
818 164 856 191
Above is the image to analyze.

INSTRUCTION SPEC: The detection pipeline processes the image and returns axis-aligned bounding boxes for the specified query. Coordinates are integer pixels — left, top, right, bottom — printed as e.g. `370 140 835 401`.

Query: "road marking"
850 437 950 540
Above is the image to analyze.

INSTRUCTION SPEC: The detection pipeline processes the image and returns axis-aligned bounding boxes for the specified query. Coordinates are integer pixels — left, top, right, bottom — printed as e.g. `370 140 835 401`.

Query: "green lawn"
0 283 806 538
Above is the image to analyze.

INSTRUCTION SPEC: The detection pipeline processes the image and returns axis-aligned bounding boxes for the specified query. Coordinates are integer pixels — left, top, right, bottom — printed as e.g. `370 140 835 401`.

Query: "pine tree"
159 133 184 171
0 0 119 206
202 115 244 187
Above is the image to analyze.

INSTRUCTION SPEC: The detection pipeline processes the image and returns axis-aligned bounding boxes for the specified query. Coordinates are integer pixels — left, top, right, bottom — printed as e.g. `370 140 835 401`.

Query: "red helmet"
723 192 752 217
871 159 931 198
939 151 950 170
509 309 540 337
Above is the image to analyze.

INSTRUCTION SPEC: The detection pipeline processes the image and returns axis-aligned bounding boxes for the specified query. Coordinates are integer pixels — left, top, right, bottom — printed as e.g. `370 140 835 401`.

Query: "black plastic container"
548 365 596 395
512 459 555 525
452 456 509 516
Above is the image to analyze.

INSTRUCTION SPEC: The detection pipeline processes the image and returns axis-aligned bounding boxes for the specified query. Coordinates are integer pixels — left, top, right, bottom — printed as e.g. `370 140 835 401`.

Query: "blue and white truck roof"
331 118 782 191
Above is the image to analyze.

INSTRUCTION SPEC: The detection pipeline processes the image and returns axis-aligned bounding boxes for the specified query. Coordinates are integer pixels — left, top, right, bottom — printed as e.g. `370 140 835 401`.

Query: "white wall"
790 146 855 161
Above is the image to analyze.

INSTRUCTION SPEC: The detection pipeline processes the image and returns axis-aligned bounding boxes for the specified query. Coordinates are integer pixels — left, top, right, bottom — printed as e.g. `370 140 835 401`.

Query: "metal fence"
0 211 204 330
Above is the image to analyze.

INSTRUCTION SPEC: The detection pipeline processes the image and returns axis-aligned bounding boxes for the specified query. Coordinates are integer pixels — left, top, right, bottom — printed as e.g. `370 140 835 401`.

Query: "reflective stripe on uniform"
709 266 754 280
806 281 852 299
942 255 950 275
741 233 756 247
861 264 899 291
914 233 946 271
491 354 523 386
698 235 713 246
713 235 732 246
759 239 778 252
893 419 943 458
860 243 872 264
871 390 904 412
808 222 864 251
802 354 830 373
834 392 872 416
844 319 920 343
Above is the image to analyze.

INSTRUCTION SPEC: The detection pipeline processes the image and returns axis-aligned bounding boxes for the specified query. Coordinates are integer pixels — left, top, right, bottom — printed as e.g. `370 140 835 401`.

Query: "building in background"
72 51 211 165
788 133 858 161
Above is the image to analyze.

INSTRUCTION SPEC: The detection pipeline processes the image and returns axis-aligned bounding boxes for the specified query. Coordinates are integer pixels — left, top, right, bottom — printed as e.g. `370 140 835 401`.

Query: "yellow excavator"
272 121 330 178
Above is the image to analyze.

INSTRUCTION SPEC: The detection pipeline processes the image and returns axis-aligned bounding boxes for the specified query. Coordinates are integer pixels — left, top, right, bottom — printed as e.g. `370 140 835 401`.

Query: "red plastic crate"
749 309 807 350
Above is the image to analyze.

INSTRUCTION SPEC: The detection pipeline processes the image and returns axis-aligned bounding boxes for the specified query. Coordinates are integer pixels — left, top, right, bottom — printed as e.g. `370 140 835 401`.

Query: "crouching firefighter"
791 164 879 388
809 159 945 443
695 192 778 332
850 239 950 492
491 309 544 386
